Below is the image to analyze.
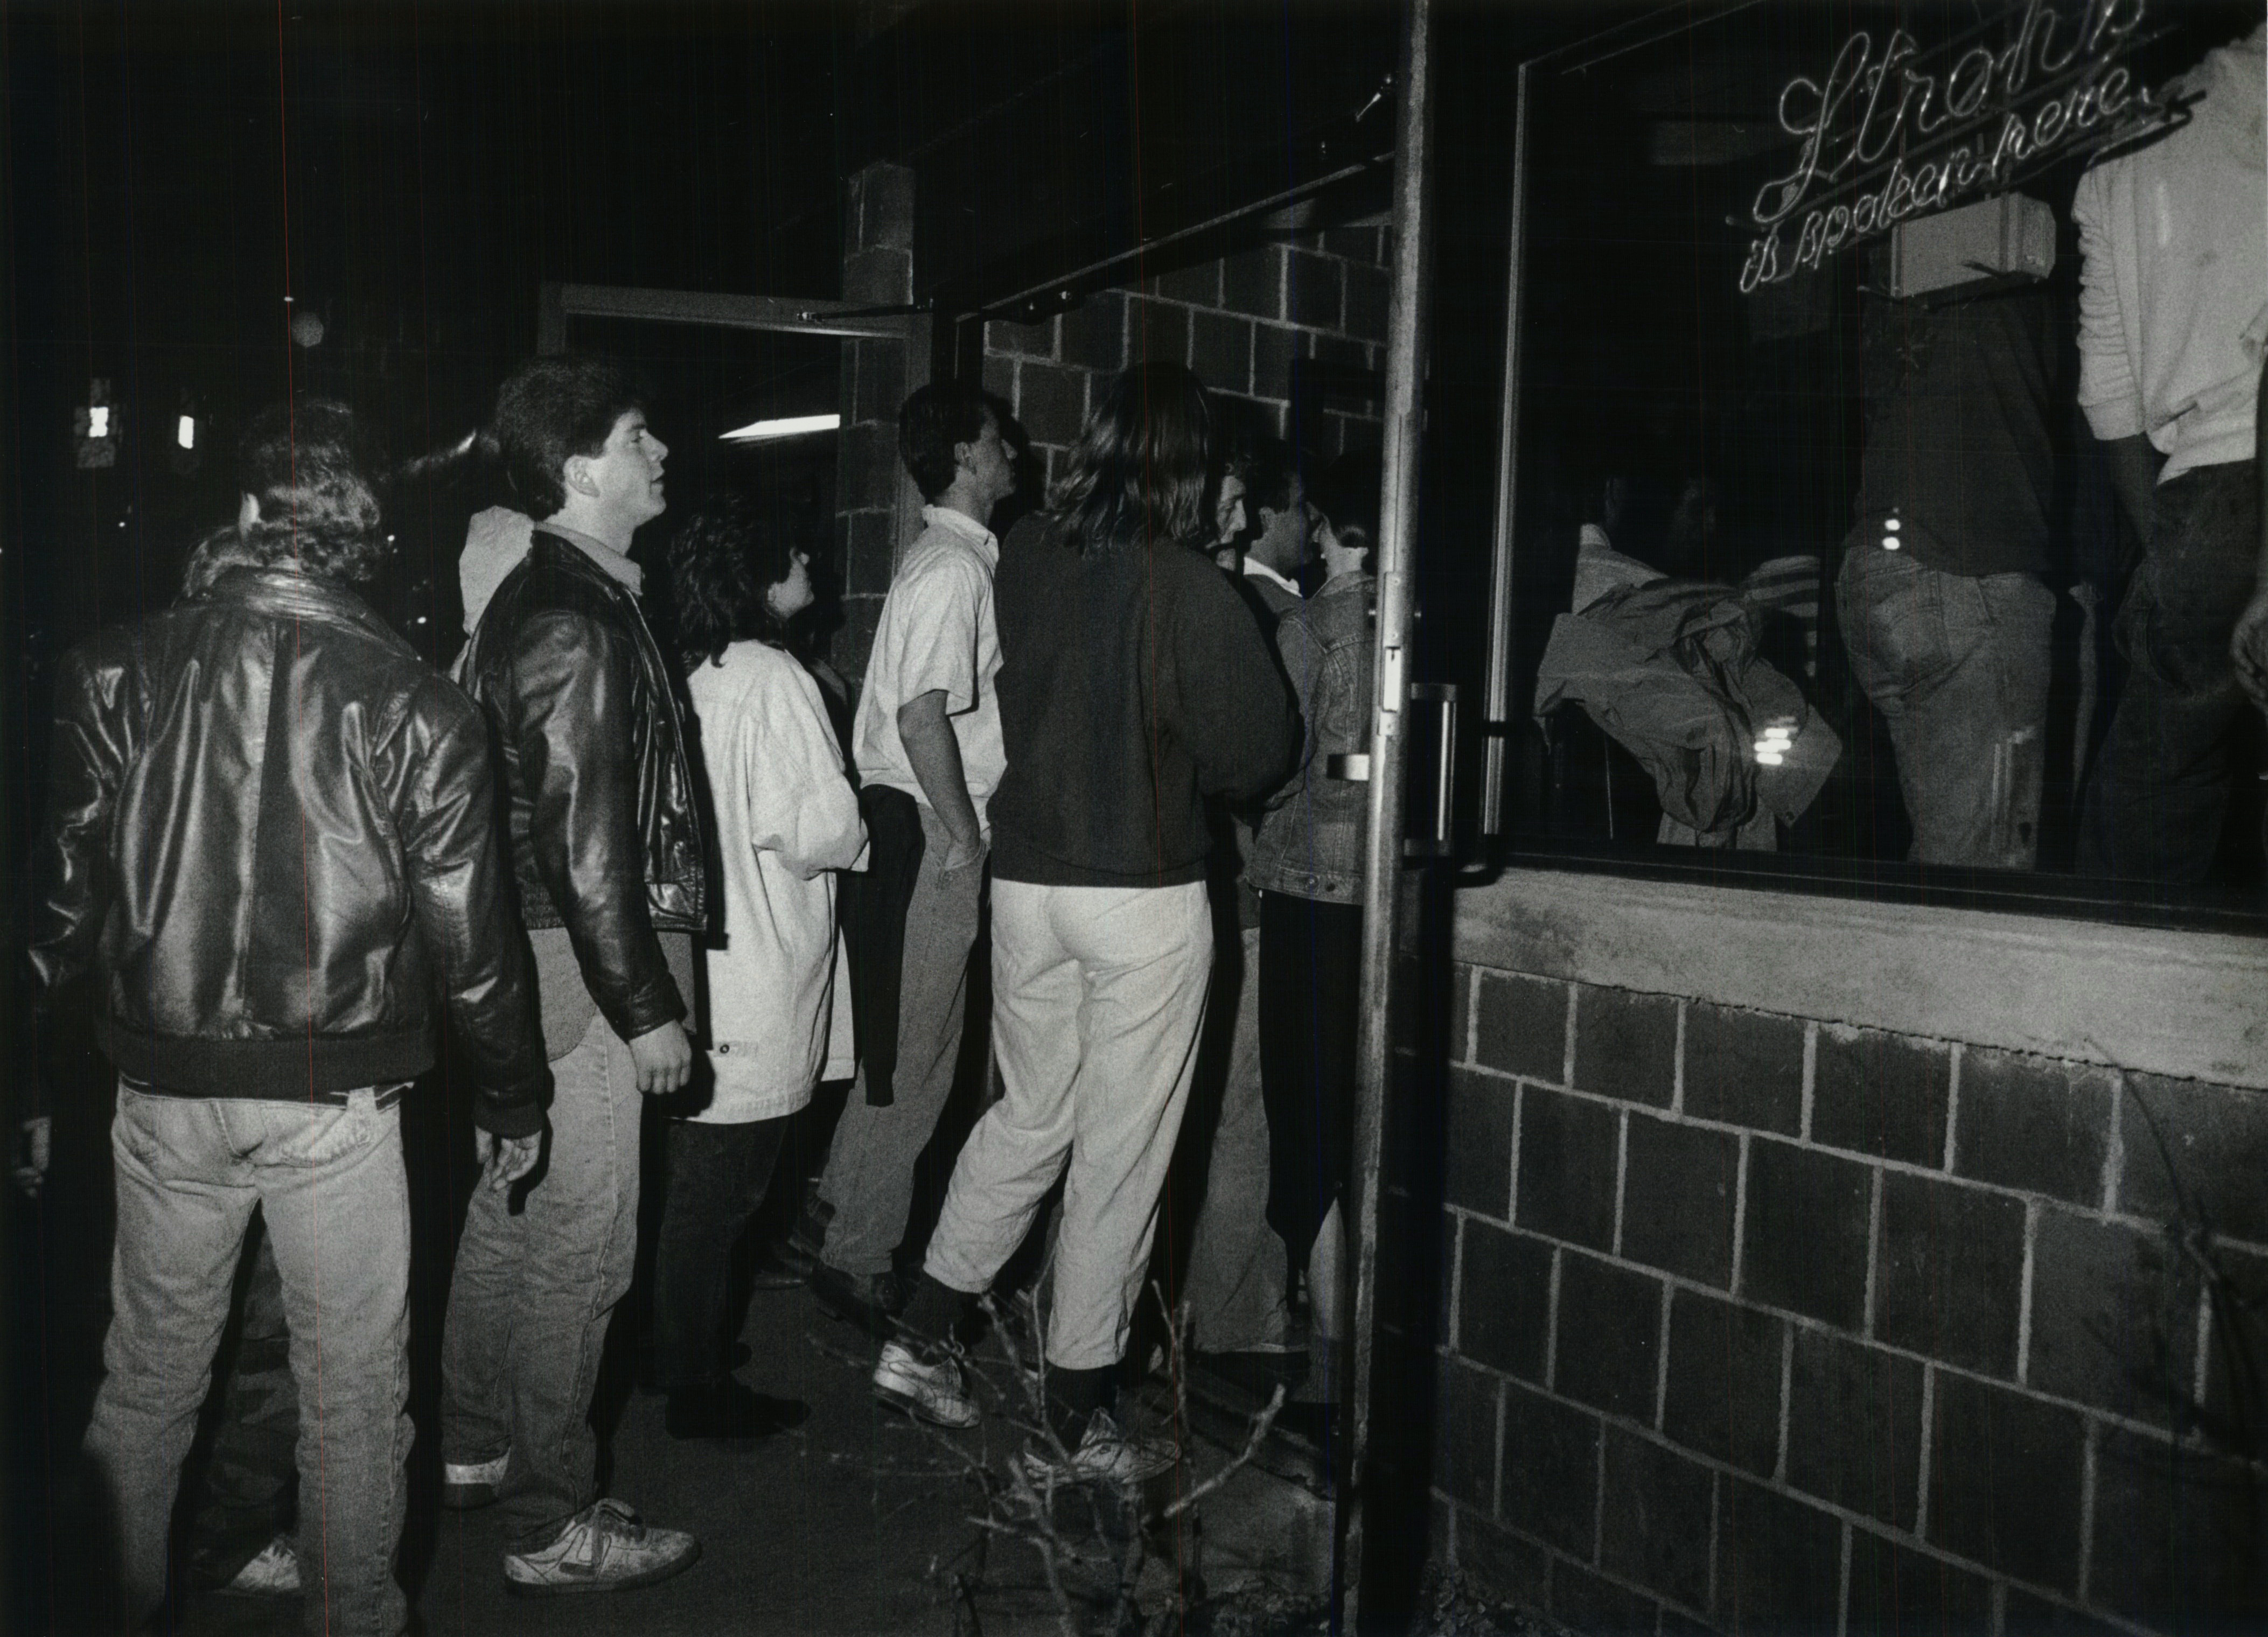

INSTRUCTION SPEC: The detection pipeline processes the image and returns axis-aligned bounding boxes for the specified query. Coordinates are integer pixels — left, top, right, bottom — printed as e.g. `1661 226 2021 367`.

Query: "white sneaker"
1020 1410 1180 1486
873 1340 979 1428
503 1499 699 1596
442 1450 508 1510
218 1534 299 1598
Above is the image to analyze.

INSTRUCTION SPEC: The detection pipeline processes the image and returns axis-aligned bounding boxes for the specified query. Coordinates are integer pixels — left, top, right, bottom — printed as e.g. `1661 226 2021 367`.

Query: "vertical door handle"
1404 682 1458 859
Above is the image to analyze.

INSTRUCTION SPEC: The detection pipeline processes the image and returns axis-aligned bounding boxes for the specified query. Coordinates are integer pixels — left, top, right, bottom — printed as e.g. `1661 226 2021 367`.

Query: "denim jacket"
1246 572 1374 904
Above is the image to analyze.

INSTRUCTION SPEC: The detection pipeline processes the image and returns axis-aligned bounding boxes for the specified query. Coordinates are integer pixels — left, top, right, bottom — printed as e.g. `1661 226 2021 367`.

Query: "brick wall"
1420 962 2268 1634
980 223 1393 491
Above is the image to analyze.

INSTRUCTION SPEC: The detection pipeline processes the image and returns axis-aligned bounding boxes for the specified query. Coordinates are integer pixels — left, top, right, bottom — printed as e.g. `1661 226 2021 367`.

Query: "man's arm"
2232 353 2268 712
897 690 983 870
511 610 691 1090
2099 433 2162 553
398 681 551 1139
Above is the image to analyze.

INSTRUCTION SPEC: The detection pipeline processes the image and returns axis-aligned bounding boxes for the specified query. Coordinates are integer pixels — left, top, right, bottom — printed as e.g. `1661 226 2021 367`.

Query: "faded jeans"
442 1006 642 1549
819 805 985 1279
83 1085 410 1637
1838 543 2056 870
187 1219 298 1590
2079 461 2263 887
926 881 1213 1372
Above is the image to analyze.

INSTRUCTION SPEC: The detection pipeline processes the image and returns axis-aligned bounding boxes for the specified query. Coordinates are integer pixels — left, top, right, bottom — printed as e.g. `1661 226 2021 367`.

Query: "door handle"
1404 682 1457 859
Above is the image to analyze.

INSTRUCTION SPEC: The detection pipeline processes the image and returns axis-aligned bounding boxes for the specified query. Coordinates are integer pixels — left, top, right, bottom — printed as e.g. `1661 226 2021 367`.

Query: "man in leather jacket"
26 400 549 1636
438 356 707 1594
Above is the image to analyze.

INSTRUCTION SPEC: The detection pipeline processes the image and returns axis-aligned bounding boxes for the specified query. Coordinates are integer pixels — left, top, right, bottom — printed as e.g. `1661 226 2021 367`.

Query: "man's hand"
937 829 987 875
13 1116 52 1200
479 1128 544 1191
627 1019 694 1095
2234 589 2268 713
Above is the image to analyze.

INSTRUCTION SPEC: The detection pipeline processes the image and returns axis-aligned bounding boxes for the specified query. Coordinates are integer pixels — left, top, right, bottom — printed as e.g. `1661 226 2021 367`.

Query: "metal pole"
1343 0 1435 1626
1480 62 1532 837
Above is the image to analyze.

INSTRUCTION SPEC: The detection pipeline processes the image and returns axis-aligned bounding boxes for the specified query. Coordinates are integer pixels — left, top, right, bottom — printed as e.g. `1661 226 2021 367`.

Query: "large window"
1487 0 2265 924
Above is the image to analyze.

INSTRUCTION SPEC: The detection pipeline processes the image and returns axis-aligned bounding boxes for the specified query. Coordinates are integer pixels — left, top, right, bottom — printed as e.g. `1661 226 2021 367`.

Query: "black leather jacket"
456 532 706 1043
27 568 549 1136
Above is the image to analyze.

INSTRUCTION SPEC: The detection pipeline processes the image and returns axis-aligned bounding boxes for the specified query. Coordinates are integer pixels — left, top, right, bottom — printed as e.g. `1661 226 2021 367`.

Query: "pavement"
163 1282 1334 1637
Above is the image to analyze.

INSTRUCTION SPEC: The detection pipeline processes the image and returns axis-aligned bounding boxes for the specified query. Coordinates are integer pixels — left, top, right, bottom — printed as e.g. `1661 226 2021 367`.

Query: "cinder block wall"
833 161 917 688
981 225 1393 491
1423 962 2268 1634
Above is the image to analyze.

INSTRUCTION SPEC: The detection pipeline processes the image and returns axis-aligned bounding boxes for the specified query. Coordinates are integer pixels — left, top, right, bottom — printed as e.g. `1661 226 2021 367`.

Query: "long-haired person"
653 495 863 1440
27 400 547 1635
876 363 1295 1480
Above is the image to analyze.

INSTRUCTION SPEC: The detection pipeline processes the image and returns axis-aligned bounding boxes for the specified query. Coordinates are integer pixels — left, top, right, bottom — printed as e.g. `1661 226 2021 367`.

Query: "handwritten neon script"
1739 0 2161 292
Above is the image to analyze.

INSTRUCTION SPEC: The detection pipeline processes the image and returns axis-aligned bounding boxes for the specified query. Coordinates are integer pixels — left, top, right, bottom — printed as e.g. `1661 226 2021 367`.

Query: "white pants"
925 879 1213 1371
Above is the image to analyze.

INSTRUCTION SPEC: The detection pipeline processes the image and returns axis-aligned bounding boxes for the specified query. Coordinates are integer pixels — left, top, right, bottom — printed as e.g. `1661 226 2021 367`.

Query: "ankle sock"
1043 1363 1114 1447
899 1271 975 1348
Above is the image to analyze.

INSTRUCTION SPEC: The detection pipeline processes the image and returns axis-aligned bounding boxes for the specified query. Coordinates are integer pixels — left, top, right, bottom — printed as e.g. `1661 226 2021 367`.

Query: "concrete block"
1742 1138 1872 1330
1189 309 1253 396
1323 225 1383 263
850 162 915 252
1600 1427 1714 1610
1475 971 1567 1084
1288 250 1343 330
1714 1475 1845 1632
2002 1590 2132 1634
1552 1562 1660 1635
1573 987 1677 1108
2028 1206 2196 1425
2118 1073 2268 1246
1434 1355 1501 1515
1059 292 1127 372
1621 1114 1738 1288
1662 1288 1782 1477
1684 1003 1804 1135
1785 1327 1924 1528
1127 298 1190 369
842 244 912 307
1499 1381 1601 1557
1554 1251 1663 1421
1953 1049 2114 1209
1149 260 1222 306
1876 1171 2026 1379
1013 360 1087 447
1221 247 1283 319
1927 1371 2085 1592
1450 963 1475 1065
1814 1024 1952 1167
1515 1087 1616 1253
1252 323 1300 401
843 508 898 597
1458 1218 1552 1383
1847 1529 1995 1634
1445 1066 1516 1220
981 352 1016 404
852 339 908 426
1456 1508 1552 1609
2088 1423 2268 1630
2201 1240 2267 1433
1344 258 1392 341
985 315 1057 361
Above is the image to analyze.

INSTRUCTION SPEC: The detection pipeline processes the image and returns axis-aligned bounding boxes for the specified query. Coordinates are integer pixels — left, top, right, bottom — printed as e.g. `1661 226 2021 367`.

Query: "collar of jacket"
527 528 647 598
208 566 416 655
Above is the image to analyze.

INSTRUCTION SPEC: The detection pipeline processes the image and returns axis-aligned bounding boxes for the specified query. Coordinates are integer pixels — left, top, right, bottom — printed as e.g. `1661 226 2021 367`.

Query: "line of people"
20 349 1383 1632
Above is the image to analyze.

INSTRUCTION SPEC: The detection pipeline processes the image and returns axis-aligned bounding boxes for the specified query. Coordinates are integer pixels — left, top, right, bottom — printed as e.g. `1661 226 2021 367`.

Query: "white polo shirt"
852 503 1006 827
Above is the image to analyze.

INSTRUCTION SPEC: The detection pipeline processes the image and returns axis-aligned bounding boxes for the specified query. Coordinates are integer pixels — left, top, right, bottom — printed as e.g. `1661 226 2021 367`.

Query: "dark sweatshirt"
989 513 1297 888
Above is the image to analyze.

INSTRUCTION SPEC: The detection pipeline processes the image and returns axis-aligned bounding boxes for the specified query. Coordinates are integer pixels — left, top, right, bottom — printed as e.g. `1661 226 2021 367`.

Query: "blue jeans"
187 1219 298 1590
2079 460 2262 887
652 1115 787 1390
82 1085 410 1637
1837 543 2056 869
441 1006 642 1549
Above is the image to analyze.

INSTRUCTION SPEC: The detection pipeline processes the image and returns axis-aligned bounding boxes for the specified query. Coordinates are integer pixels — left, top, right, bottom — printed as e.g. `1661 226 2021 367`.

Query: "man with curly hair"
26 399 548 1635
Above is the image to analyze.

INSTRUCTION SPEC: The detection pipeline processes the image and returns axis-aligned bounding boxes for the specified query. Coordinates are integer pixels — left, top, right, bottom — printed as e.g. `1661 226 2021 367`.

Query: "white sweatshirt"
687 642 868 1123
2074 25 2267 481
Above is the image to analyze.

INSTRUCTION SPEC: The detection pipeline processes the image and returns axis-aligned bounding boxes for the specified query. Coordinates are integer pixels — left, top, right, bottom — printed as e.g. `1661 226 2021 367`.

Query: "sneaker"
217 1534 300 1598
872 1340 979 1429
503 1498 700 1596
1019 1411 1180 1486
442 1450 509 1510
811 1263 907 1335
665 1379 811 1441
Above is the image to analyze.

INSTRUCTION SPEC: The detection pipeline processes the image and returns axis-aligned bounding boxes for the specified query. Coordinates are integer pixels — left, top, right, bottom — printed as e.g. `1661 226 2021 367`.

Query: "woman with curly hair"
876 363 1296 1481
654 492 865 1441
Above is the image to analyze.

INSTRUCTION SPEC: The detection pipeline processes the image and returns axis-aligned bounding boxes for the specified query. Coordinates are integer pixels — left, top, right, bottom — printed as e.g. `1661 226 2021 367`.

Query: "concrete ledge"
1451 869 2268 1089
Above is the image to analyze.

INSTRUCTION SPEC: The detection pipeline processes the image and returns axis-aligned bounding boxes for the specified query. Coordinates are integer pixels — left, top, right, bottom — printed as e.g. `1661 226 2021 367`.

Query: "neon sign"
1739 0 2172 292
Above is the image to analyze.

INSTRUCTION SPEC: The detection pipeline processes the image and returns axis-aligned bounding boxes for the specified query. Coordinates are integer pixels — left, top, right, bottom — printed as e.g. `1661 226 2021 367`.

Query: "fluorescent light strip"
719 412 840 444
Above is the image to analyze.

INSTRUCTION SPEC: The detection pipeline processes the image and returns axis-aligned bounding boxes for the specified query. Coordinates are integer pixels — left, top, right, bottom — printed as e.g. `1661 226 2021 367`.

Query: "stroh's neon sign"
1740 0 2169 292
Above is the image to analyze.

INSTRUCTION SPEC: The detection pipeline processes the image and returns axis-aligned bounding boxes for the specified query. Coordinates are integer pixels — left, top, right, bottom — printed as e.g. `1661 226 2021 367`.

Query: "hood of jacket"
460 506 535 634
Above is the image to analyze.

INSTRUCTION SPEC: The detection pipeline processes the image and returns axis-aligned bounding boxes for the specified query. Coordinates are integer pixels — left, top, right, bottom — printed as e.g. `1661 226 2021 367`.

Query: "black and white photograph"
3 1 2265 1632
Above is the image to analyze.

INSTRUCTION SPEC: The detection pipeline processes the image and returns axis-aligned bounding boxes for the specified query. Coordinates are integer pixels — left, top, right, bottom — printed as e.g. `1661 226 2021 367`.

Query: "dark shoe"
809 1264 906 1335
665 1379 810 1442
751 1237 817 1290
636 1340 751 1397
